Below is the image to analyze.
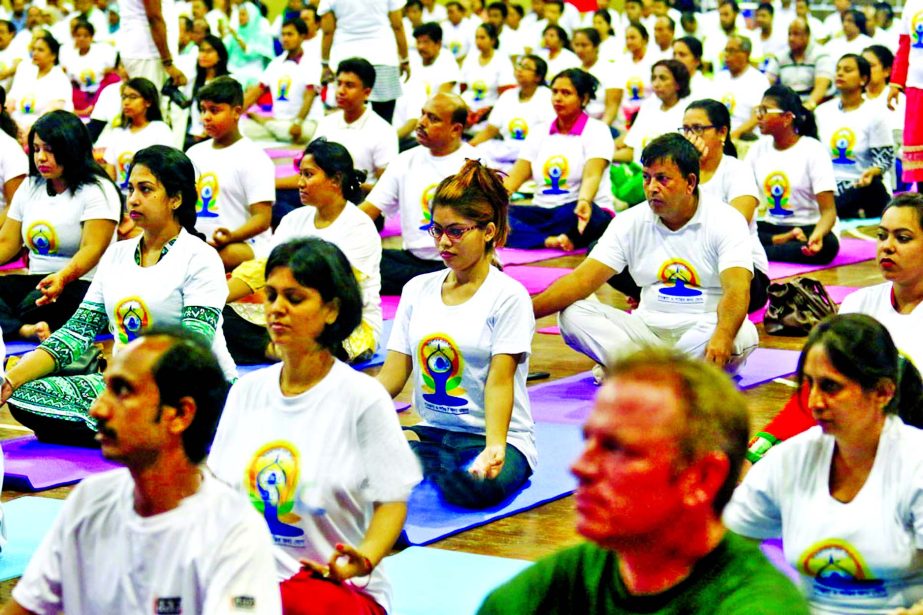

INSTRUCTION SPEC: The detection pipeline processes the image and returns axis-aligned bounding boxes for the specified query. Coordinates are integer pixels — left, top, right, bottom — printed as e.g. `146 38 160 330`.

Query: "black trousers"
0 274 89 340
380 250 445 295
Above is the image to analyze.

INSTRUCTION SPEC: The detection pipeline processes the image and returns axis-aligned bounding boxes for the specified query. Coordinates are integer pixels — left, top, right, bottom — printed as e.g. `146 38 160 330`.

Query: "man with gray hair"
713 33 770 140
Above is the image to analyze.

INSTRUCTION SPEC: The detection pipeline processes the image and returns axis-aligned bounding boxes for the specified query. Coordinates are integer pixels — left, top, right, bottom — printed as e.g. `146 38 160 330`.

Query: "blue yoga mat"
0 497 65 582
403 421 582 546
389 547 531 615
735 348 800 389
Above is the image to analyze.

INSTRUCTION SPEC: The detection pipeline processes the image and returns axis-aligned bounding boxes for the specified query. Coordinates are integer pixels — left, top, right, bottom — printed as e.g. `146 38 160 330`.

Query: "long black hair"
129 145 206 241
28 110 112 194
686 98 738 157
762 84 817 139
193 35 230 98
0 85 19 140
302 138 366 205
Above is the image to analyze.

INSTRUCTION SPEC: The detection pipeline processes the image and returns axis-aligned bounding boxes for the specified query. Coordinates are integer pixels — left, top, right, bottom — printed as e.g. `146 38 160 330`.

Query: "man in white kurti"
4 330 281 615
532 133 758 374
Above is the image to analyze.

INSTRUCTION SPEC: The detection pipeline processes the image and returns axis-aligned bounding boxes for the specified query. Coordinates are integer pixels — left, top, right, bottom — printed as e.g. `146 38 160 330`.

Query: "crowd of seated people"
0 0 920 612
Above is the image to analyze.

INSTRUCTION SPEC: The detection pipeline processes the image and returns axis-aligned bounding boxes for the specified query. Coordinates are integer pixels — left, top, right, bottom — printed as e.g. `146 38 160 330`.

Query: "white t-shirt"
459 51 515 111
86 229 238 379
258 52 319 122
408 50 462 97
208 361 423 613
12 469 282 615
317 0 404 69
90 80 123 124
312 106 398 180
0 130 27 208
839 283 923 370
823 34 873 66
745 135 837 226
8 63 74 126
388 266 537 469
712 66 770 133
0 42 24 93
367 142 476 260
272 203 383 342
537 48 581 82
7 177 120 278
519 113 614 208
588 195 754 329
486 85 553 144
724 415 923 614
61 43 117 94
443 19 474 61
186 137 275 255
613 52 654 126
624 97 689 162
421 3 447 24
700 154 768 275
816 99 893 192
582 58 619 121
118 0 179 60
99 121 175 190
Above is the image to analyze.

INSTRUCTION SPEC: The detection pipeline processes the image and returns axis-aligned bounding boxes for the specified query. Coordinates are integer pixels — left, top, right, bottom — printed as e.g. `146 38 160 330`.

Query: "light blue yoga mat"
389 547 531 615
403 421 582 546
0 497 65 582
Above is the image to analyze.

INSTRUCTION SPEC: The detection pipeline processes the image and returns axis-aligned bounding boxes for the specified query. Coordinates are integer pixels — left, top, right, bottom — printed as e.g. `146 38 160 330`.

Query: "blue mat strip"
0 497 65 582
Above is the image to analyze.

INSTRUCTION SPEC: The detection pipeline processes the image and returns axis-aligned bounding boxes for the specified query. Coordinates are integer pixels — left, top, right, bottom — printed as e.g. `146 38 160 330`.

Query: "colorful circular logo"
246 441 305 539
277 76 292 101
19 96 35 114
113 296 150 344
117 151 134 188
657 259 703 298
418 333 468 407
913 11 923 47
419 183 438 229
472 80 488 102
79 68 97 88
26 221 56 255
196 172 220 218
542 155 569 195
830 127 856 164
626 77 644 101
764 171 792 217
508 118 528 141
721 93 736 115
449 41 462 57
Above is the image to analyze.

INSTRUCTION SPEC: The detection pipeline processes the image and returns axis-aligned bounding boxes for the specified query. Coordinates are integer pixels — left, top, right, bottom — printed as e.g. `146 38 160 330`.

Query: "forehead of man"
589 374 687 447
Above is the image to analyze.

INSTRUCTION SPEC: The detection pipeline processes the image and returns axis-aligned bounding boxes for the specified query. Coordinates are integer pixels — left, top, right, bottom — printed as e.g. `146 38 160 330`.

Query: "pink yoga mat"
3 436 119 491
265 147 302 159
768 238 876 280
504 266 570 295
749 285 857 324
381 295 401 320
275 164 297 180
0 257 25 272
537 325 560 335
382 216 401 239
497 247 586 266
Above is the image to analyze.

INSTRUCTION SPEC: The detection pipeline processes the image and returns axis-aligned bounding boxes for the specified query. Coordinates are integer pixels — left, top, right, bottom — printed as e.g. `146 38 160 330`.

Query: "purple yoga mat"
761 538 800 584
497 247 586 266
381 216 401 238
3 436 119 491
381 295 401 320
749 285 857 324
768 238 875 280
504 266 571 295
735 348 801 388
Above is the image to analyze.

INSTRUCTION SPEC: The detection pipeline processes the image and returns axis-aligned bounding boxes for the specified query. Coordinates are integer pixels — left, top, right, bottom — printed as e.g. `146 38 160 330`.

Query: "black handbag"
763 277 837 336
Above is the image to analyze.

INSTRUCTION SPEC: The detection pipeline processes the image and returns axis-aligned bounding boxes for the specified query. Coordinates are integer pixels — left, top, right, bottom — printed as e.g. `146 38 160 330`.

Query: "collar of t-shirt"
284 50 304 64
134 234 180 266
338 106 371 129
549 112 589 136
651 194 706 232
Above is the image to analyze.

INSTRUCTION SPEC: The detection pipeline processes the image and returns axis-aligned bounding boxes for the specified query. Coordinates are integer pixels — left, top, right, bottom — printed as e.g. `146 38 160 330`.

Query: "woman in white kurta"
724 312 923 614
98 77 174 192
746 84 839 264
8 32 74 135
0 145 236 446
0 110 119 342
503 68 614 250
459 23 515 125
377 159 536 509
572 27 619 128
816 54 893 219
208 236 421 615
615 59 690 163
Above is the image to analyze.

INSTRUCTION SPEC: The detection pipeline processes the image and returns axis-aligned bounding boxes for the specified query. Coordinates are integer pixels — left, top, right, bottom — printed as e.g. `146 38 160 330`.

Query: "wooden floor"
0 227 883 604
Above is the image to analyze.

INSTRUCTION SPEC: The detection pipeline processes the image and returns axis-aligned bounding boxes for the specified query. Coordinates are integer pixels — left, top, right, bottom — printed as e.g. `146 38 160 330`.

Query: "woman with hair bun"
0 144 237 446
225 137 382 365
746 84 839 264
378 158 537 509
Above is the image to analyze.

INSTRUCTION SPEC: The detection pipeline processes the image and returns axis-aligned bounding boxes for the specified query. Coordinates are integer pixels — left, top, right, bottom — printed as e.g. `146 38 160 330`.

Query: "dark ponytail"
129 145 206 241
304 137 367 205
0 86 18 140
686 98 738 158
763 84 817 139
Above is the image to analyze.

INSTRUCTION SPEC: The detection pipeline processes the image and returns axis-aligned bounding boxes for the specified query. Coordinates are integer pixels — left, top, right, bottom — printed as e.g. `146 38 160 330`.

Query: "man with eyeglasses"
712 34 769 141
532 133 759 382
360 92 474 294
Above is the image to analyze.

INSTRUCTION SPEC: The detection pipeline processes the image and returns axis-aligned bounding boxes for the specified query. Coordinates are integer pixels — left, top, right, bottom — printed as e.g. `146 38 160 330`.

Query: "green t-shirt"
477 532 809 615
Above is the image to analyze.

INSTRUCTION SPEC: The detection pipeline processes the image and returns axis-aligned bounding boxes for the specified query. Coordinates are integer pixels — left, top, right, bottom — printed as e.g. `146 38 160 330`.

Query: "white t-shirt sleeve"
79 179 121 222
490 282 534 357
723 446 784 539
365 156 403 217
806 139 837 195
387 276 418 356
6 178 26 221
518 128 542 163
725 158 760 202
715 208 755 273
587 211 632 273
584 120 614 161
242 149 276 205
182 242 230 309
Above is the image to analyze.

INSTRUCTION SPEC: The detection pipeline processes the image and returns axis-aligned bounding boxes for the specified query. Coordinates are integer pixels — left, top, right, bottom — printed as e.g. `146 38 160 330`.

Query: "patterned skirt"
9 373 105 430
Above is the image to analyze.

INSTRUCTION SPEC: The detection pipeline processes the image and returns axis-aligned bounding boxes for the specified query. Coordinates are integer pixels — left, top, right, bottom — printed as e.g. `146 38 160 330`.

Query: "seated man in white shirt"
713 34 769 140
240 17 319 144
532 133 758 378
1 328 282 615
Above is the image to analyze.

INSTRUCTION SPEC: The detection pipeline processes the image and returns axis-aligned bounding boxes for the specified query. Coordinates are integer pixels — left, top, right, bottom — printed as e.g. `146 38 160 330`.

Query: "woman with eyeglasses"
745 84 839 264
469 54 552 173
377 159 536 510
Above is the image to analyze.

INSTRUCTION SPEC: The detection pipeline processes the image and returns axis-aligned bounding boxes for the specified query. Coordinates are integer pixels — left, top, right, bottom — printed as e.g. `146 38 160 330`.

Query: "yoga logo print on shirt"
913 11 923 48
418 333 469 413
764 171 793 217
721 93 736 116
508 118 528 141
471 80 488 102
116 151 134 189
246 441 307 547
657 258 704 304
419 183 438 229
196 172 220 218
449 41 463 57
113 296 151 344
542 155 569 195
798 539 887 599
830 128 857 165
25 220 57 255
277 75 292 101
79 68 97 88
626 77 644 101
19 96 35 114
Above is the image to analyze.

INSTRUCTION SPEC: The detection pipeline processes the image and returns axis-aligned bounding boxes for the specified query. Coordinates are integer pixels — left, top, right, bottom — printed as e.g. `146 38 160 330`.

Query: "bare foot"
544 234 575 251
772 227 807 246
19 322 50 341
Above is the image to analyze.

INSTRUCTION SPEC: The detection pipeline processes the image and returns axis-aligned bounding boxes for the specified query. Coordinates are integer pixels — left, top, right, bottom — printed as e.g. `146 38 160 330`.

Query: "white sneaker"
592 363 606 386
